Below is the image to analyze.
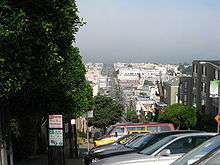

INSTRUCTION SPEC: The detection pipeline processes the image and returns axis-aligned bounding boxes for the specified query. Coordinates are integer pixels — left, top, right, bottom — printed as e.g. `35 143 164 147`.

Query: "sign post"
86 111 93 152
215 114 220 133
48 115 64 165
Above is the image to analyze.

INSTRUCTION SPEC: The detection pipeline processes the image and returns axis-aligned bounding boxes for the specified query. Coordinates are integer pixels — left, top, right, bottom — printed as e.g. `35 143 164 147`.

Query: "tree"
158 103 197 129
1 0 93 159
126 109 139 123
90 96 124 133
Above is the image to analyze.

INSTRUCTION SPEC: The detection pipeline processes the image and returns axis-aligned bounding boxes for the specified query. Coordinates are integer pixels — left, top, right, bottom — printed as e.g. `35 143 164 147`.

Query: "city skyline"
76 0 220 64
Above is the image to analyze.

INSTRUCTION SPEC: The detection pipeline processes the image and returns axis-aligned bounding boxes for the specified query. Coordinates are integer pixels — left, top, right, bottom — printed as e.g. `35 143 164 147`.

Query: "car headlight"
91 158 100 163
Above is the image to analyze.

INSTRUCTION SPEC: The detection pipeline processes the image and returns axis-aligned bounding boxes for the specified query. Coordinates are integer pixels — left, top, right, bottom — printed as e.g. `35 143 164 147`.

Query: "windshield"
172 135 220 165
126 134 154 149
140 135 176 155
125 134 145 148
117 134 137 144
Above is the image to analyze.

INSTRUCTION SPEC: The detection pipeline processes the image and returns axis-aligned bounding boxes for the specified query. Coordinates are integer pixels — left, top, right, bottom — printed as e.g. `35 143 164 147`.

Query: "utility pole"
86 114 90 152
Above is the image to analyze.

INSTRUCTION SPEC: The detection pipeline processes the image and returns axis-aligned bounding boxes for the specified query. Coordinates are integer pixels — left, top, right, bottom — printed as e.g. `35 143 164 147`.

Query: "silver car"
91 133 216 165
171 135 220 165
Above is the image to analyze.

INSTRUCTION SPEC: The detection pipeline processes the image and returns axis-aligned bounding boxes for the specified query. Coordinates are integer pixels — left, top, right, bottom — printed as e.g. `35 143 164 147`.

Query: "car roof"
169 132 217 138
149 130 203 135
112 123 173 126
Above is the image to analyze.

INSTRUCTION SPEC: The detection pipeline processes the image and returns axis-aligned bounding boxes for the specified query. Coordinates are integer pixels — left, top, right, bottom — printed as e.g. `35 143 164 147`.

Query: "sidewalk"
14 144 89 165
15 157 83 165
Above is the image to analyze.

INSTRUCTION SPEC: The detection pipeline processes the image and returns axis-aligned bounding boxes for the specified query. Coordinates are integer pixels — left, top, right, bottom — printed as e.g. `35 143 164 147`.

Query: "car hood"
93 153 149 165
92 144 122 154
92 153 183 165
97 146 135 156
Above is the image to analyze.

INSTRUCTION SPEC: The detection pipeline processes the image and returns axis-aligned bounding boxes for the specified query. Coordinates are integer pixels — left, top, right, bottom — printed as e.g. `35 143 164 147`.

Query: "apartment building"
192 60 220 115
178 76 193 106
163 77 179 105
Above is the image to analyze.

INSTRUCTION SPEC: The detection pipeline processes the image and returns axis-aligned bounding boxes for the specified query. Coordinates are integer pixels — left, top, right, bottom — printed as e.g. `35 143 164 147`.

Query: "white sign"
87 111 93 118
210 80 219 98
71 119 76 125
48 129 63 146
49 115 63 128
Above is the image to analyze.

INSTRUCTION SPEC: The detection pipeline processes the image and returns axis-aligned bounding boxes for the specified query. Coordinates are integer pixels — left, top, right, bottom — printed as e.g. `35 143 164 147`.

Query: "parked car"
194 149 220 165
84 133 146 165
89 133 145 154
85 130 202 165
94 122 175 147
91 133 216 165
171 135 220 165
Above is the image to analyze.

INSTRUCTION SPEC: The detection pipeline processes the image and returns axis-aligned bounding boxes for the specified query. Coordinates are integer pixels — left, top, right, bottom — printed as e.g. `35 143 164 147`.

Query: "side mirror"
158 149 171 156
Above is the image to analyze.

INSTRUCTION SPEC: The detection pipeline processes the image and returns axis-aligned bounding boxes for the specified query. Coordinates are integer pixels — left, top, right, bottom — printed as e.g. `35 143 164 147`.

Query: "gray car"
91 133 216 165
171 135 220 165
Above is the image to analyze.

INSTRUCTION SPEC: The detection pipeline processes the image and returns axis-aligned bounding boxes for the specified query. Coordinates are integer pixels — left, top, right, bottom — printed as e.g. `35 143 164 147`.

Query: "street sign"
71 119 76 125
215 114 220 124
87 111 93 118
49 115 63 128
48 129 64 146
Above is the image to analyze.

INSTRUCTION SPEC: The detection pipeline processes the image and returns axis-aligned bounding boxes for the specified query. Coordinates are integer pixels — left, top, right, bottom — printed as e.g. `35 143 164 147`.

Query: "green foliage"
178 64 192 75
90 96 124 130
1 0 92 117
126 109 139 123
159 103 197 129
1 0 93 158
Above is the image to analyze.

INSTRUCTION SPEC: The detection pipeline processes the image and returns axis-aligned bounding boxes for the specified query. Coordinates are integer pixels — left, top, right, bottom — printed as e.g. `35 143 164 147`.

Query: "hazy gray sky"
76 0 220 64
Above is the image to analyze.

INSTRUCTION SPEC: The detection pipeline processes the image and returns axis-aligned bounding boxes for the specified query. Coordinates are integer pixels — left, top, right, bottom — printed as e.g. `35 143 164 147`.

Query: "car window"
165 136 209 155
140 136 176 155
129 135 154 149
171 135 220 165
159 126 171 131
147 126 159 133
164 137 195 154
117 134 136 144
127 126 145 131
110 127 125 136
125 134 144 147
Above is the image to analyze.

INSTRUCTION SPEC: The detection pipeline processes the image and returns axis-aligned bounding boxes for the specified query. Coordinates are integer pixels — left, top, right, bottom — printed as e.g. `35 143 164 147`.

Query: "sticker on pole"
215 114 220 124
48 129 64 146
49 115 63 128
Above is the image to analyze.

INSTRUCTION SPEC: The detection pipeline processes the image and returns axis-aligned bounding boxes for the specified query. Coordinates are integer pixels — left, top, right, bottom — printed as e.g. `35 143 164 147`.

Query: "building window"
184 82 188 88
202 65 206 75
202 82 206 92
184 95 187 102
215 69 219 80
193 95 196 107
193 64 197 73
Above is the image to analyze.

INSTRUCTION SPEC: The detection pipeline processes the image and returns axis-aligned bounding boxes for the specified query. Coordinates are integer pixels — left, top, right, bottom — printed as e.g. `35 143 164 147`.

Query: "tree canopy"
126 109 139 123
158 103 197 129
90 96 124 131
1 0 92 117
0 0 93 158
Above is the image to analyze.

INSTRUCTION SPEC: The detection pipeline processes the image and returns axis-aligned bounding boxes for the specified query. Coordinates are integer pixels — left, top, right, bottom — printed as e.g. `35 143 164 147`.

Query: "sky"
75 0 220 64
